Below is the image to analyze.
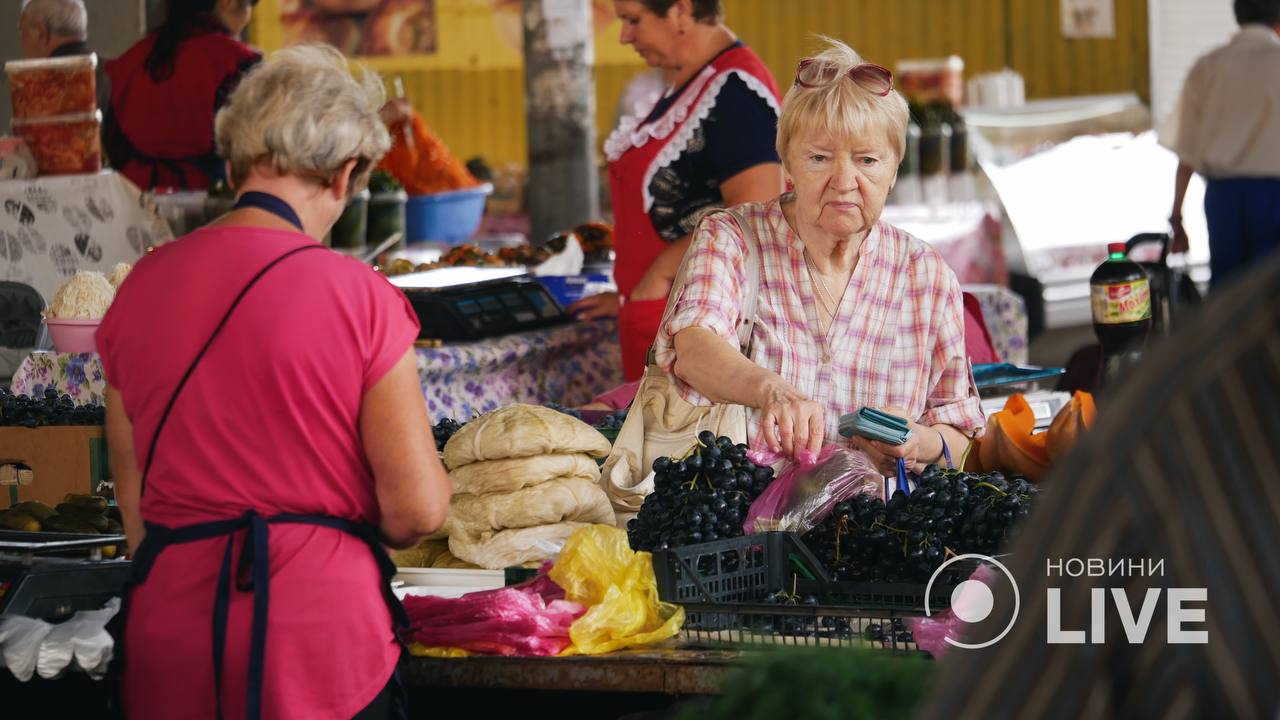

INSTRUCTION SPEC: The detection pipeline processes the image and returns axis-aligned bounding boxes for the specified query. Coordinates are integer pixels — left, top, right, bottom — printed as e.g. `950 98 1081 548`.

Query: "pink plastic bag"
743 445 884 535
403 567 585 657
907 564 998 658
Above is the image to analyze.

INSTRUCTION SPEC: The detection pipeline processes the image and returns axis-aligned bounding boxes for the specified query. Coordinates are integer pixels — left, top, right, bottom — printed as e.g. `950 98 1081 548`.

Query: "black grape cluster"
596 409 628 430
627 430 775 552
431 418 465 451
542 402 582 420
802 466 1038 585
0 388 104 427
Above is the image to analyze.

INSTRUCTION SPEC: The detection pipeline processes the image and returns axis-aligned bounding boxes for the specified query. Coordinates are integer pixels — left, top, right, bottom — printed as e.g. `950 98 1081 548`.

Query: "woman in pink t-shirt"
97 46 450 720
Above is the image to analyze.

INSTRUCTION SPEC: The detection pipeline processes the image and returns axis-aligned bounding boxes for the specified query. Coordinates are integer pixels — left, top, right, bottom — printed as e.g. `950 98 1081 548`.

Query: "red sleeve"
361 270 420 393
95 302 121 388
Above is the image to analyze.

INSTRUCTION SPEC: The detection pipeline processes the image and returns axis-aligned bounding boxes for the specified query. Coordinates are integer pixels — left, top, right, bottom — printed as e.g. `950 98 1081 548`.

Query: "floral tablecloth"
9 351 104 405
965 284 1028 365
8 321 625 419
417 320 621 422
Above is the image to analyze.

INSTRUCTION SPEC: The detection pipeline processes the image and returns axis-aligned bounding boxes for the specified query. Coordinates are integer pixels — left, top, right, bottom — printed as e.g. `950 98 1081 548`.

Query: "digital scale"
388 267 571 342
0 531 130 622
980 391 1072 432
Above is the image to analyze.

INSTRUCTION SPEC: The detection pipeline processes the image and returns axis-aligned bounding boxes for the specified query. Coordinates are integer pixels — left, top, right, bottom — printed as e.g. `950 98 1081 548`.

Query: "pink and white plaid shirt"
654 195 984 451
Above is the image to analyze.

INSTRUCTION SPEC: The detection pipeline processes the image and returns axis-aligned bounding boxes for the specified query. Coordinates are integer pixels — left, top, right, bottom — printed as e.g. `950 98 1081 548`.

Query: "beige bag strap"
724 207 763 355
645 206 763 365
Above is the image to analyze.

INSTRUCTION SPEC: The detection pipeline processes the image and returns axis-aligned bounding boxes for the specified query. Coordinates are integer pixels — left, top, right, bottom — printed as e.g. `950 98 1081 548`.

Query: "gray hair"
215 44 392 191
20 0 88 39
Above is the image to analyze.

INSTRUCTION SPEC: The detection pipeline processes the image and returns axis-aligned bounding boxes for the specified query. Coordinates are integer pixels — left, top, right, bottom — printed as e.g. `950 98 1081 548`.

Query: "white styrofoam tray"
392 567 504 599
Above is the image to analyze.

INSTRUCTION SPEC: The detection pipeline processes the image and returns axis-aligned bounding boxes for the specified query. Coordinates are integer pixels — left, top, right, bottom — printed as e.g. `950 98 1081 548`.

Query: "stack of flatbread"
390 539 475 569
442 404 614 570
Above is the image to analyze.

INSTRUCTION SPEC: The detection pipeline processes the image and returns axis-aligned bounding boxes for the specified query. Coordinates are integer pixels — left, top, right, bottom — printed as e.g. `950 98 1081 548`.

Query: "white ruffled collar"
604 65 720 163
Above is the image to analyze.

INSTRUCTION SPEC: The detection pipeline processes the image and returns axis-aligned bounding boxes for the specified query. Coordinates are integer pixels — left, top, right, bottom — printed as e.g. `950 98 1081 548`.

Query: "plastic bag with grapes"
743 446 884 535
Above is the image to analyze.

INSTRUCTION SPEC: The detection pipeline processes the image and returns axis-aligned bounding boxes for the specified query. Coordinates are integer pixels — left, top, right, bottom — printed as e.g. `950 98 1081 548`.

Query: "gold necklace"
804 253 841 320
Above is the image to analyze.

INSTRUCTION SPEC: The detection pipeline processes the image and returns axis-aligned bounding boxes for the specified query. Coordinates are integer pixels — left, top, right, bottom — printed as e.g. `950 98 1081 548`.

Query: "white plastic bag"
37 598 120 679
0 616 53 681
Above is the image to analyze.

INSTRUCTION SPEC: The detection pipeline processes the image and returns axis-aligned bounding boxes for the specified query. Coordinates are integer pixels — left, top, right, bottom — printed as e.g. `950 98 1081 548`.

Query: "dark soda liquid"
1091 253 1152 355
1091 248 1153 389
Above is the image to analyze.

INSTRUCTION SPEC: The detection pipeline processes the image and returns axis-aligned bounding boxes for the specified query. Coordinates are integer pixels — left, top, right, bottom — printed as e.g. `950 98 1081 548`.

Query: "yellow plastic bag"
548 525 684 655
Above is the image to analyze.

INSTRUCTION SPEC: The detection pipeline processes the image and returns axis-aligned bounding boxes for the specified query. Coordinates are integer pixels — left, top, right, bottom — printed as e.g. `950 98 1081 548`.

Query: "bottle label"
1091 279 1152 324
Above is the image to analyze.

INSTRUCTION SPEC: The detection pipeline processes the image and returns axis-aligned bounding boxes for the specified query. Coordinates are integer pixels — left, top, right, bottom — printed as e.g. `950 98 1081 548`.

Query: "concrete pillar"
522 0 600 245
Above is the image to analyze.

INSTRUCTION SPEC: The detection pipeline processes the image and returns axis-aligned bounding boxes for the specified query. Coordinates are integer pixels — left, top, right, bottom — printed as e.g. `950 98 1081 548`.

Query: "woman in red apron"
103 0 261 191
572 0 784 381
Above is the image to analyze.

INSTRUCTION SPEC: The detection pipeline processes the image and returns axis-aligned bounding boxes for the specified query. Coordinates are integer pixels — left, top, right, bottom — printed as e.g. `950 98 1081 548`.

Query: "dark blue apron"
109 194 408 719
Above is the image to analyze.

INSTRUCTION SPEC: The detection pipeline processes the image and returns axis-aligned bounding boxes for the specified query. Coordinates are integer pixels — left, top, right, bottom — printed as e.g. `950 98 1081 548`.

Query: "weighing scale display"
393 271 571 341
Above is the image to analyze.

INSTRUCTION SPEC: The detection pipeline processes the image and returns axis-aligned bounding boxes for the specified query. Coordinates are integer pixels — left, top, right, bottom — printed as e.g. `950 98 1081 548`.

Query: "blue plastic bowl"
405 183 493 244
537 274 611 308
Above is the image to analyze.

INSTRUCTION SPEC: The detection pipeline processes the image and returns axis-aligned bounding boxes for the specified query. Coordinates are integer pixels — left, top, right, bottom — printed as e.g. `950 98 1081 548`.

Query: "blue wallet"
837 407 912 446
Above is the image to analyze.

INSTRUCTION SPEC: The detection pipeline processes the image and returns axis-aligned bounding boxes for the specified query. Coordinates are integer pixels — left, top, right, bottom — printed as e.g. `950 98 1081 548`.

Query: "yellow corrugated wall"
251 0 1149 168
727 0 1149 107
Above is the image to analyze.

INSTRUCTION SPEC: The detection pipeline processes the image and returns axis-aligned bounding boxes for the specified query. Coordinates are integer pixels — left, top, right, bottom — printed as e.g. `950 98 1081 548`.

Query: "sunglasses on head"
794 59 894 96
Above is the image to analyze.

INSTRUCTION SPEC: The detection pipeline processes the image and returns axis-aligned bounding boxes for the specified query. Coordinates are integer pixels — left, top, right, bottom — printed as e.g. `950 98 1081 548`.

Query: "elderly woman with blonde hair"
97 44 450 719
654 38 984 475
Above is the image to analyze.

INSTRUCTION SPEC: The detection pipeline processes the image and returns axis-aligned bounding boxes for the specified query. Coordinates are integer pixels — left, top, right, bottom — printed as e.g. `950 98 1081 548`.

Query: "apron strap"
138 243 325 497
233 192 305 233
130 511 408 720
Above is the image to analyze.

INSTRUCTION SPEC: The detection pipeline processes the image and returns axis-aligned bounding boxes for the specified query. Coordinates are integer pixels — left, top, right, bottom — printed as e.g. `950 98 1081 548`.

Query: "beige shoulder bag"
600 207 763 525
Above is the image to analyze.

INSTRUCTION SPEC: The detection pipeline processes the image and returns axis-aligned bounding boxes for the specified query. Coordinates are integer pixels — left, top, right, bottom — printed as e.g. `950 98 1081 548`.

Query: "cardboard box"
0 426 107 507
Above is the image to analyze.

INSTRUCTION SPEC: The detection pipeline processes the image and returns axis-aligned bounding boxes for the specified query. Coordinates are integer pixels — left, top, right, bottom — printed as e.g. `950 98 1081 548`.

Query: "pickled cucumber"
11 501 56 522
56 502 107 519
0 509 41 532
62 494 109 512
41 514 101 534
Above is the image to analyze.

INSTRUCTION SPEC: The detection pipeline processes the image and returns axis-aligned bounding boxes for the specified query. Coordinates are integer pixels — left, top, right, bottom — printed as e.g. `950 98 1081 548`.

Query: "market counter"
415 319 621 422
10 290 1033 409
9 319 624 419
402 644 738 696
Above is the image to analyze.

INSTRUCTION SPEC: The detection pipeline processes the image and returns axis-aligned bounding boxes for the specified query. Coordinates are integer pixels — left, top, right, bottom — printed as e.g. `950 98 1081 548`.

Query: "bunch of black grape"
431 418 465 451
0 388 104 427
542 402 582 419
802 466 1038 585
596 408 628 430
627 431 775 552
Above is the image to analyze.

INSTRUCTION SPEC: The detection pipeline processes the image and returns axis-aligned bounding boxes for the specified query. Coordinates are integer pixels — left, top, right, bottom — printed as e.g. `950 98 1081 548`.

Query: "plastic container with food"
326 188 370 252
150 189 210 237
406 184 493 244
367 189 407 251
896 56 965 107
5 54 97 119
12 110 102 176
45 318 101 354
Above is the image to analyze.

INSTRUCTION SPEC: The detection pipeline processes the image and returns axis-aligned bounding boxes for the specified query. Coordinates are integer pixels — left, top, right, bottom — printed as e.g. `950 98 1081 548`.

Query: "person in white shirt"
1163 0 1280 291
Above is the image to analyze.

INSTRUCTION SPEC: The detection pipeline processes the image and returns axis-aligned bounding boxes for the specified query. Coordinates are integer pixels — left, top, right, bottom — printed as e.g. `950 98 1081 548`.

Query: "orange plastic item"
1046 391 1096 462
378 111 478 195
977 394 1050 481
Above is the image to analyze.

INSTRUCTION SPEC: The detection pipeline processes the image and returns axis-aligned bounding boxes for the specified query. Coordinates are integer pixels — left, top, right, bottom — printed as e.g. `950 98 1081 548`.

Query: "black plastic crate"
679 602 922 651
652 532 829 605
651 532 972 650
652 532 965 610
